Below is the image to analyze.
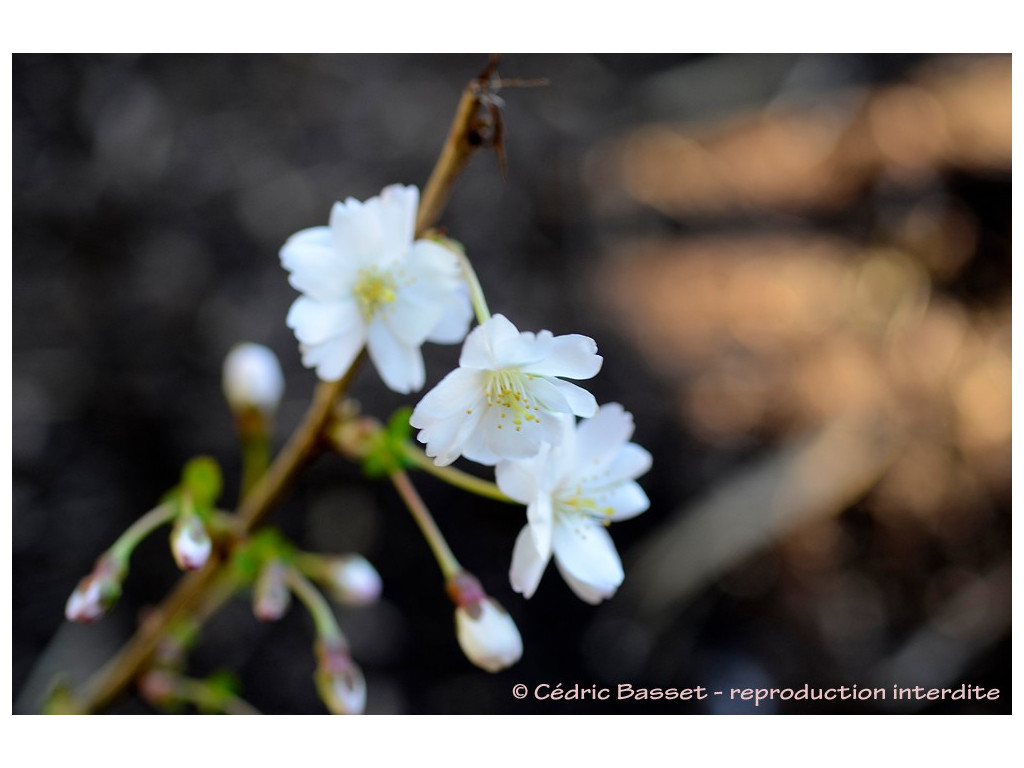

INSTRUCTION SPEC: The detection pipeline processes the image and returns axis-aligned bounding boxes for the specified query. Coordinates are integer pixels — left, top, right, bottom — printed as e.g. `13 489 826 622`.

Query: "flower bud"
253 560 292 621
138 670 178 708
324 554 382 606
170 514 212 571
65 555 125 623
448 571 523 673
315 638 366 715
222 343 285 416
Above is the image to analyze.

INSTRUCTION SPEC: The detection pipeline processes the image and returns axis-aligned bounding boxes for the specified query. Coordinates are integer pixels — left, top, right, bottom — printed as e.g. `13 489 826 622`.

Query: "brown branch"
67 60 501 715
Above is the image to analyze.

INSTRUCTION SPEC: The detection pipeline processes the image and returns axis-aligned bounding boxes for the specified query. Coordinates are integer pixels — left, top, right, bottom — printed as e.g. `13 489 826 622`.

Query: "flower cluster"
281 184 652 608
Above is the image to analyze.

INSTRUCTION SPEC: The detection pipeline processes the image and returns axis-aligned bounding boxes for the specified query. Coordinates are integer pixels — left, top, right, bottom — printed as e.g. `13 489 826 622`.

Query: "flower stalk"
108 501 177 563
390 469 461 580
402 443 514 503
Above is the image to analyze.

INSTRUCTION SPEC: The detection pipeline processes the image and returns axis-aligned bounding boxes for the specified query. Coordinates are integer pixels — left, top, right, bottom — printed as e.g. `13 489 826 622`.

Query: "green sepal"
197 671 242 714
362 407 414 478
230 528 294 584
181 456 223 508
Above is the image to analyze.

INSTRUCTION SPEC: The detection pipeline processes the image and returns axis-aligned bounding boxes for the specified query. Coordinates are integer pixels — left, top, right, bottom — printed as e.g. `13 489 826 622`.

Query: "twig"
67 60 503 714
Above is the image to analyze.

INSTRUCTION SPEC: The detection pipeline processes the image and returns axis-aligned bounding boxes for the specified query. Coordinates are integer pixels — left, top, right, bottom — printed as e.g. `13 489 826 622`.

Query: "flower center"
484 369 542 431
353 267 397 320
556 483 616 525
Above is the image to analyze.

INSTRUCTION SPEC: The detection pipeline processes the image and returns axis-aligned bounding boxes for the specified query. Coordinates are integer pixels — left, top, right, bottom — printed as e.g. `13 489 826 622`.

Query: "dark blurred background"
12 54 1011 714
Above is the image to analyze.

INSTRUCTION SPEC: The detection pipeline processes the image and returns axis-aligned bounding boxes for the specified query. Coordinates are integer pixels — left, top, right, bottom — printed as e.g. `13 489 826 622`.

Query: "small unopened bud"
448 571 523 673
324 555 382 606
138 670 178 708
253 560 292 621
65 555 125 623
315 638 366 715
222 343 285 416
170 514 212 571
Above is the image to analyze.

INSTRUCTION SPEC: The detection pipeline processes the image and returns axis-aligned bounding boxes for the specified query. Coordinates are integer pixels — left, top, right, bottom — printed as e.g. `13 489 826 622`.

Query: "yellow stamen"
353 267 397 320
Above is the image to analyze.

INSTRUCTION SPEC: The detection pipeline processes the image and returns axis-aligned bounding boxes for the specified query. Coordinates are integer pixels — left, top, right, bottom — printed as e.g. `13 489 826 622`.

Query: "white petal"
408 238 461 281
300 330 366 382
552 516 624 597
600 442 653 486
280 228 354 300
286 297 362 346
526 334 602 379
589 481 651 522
459 314 521 370
411 367 485 423
367 319 424 394
415 408 483 467
330 198 384 266
376 184 418 261
425 290 473 344
509 525 549 599
495 457 543 504
493 329 552 369
521 375 572 414
478 403 549 461
541 376 598 418
459 428 503 466
526 493 554 560
555 560 618 604
574 403 635 471
384 292 442 347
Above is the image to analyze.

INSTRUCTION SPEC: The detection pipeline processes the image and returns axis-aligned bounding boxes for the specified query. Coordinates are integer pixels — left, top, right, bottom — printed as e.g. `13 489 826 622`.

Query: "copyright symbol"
512 684 528 699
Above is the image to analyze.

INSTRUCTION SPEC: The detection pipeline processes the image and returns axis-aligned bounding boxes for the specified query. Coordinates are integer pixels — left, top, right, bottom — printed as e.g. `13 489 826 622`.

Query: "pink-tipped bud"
315 638 366 715
324 555 382 606
65 555 124 623
253 560 291 621
170 514 212 571
138 670 178 708
447 571 523 673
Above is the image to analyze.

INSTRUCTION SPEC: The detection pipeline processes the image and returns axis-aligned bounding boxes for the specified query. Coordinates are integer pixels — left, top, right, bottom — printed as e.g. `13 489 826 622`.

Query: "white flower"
497 403 652 604
222 342 285 415
410 314 603 466
280 184 472 394
455 597 524 673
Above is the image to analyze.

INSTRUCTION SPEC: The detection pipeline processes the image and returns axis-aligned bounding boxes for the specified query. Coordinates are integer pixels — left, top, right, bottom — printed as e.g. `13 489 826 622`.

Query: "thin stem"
403 444 515 504
284 567 343 642
240 432 270 500
415 87 480 237
453 244 491 325
109 502 177 563
174 677 262 716
390 469 461 580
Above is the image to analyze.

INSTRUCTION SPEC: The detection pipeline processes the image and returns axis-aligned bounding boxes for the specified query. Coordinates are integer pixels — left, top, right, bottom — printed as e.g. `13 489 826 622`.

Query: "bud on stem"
447 571 523 673
170 512 212 571
314 637 366 715
65 554 127 623
253 560 292 621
